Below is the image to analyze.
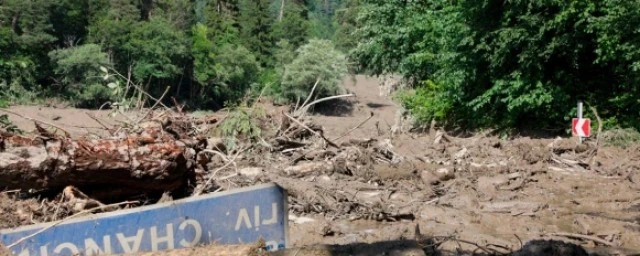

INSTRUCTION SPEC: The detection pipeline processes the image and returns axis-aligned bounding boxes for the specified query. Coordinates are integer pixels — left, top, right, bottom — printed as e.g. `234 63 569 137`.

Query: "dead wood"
285 161 335 176
283 111 339 148
332 111 374 141
62 186 107 213
548 232 617 247
0 128 192 200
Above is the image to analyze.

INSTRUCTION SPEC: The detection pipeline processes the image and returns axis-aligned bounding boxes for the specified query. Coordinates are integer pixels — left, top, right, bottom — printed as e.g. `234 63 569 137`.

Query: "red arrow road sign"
572 118 591 137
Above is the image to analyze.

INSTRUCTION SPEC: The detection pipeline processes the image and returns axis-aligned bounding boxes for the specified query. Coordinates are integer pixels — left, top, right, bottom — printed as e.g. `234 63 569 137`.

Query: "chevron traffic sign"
572 118 591 137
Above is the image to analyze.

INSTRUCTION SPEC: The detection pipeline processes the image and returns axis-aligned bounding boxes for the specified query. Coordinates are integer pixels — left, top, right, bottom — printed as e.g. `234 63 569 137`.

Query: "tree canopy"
1 0 638 132
353 0 640 131
0 0 347 109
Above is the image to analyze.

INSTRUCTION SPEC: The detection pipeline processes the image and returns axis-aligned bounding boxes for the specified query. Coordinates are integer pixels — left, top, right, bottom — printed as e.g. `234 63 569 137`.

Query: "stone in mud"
512 239 588 256
420 170 439 185
628 172 640 185
238 167 263 178
477 175 509 195
421 168 454 185
435 168 455 181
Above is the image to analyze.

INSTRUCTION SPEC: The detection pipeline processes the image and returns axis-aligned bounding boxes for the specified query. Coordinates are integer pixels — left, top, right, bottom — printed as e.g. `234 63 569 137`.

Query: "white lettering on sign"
13 219 204 256
116 229 144 253
235 208 252 231
178 219 202 247
150 224 174 251
53 243 80 255
262 203 278 225
84 236 112 255
234 203 279 231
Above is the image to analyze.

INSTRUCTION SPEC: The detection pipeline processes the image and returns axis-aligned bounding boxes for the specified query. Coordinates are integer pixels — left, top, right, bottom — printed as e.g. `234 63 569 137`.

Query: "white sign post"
572 101 591 143
577 101 583 143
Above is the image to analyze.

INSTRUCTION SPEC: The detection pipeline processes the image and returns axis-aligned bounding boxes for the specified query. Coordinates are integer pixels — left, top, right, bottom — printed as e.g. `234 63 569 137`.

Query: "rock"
419 205 449 222
629 172 640 189
421 168 455 185
435 168 455 181
512 239 588 256
574 143 589 153
477 175 510 195
238 167 263 178
420 170 439 185
454 147 468 159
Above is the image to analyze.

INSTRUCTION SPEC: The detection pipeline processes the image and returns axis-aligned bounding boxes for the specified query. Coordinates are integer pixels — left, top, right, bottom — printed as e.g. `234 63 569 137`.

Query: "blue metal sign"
1 183 288 256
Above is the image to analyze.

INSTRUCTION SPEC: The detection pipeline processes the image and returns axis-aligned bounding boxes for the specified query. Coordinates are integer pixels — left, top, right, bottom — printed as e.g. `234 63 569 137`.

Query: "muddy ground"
1 75 639 256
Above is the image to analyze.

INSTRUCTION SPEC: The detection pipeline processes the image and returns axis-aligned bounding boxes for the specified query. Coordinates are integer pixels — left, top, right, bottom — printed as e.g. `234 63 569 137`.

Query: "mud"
1 75 640 255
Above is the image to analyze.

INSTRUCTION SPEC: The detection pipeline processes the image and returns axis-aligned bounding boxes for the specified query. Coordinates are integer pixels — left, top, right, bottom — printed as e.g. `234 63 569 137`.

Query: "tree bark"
279 0 285 21
0 129 193 199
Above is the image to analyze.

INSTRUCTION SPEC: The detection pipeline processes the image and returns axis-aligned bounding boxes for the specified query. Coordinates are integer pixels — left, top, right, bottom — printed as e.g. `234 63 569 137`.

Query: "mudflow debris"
1 77 640 255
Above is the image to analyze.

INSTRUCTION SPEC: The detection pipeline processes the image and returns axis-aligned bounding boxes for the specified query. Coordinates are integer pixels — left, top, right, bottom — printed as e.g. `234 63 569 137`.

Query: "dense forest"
1 0 639 131
0 0 350 110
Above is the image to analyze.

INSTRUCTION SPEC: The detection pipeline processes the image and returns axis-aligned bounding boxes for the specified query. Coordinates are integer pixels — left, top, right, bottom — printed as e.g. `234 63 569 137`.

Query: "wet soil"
1 75 640 255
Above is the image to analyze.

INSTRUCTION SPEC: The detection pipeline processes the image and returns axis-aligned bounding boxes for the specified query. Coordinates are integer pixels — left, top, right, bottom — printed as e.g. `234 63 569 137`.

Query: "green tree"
122 18 188 83
271 2 310 49
281 39 348 102
238 0 274 66
333 0 361 53
48 44 113 107
355 0 640 131
0 0 57 89
192 23 260 108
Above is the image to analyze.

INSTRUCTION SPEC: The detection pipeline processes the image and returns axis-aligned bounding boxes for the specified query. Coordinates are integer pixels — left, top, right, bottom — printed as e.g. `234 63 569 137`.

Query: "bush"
48 44 113 108
217 102 266 149
396 80 452 126
602 128 640 149
281 39 348 103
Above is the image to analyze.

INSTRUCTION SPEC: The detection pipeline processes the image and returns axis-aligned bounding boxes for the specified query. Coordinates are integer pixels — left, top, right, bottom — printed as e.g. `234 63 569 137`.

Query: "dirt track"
1 75 640 255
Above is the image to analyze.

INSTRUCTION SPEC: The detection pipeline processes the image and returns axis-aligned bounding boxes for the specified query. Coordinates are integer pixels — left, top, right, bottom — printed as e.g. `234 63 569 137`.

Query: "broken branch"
283 111 339 149
548 232 616 247
333 111 374 141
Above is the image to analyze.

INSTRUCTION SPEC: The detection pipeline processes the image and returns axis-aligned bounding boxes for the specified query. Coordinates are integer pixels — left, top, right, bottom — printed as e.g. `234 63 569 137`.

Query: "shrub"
217 102 266 149
48 44 113 108
280 39 348 103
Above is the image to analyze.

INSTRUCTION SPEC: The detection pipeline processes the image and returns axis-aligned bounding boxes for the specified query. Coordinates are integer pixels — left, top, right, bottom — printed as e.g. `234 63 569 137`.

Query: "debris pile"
1 97 640 255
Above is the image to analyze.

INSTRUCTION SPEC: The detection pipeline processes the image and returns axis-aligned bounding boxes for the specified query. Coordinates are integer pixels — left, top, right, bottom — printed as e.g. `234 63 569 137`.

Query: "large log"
0 128 193 199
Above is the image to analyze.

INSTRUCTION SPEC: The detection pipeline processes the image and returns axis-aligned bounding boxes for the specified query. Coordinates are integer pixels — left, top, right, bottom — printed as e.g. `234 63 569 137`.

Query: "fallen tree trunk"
0 129 193 199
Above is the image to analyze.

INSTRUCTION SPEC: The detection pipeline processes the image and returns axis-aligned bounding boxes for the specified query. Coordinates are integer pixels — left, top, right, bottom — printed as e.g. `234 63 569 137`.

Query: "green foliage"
281 39 348 103
0 0 349 110
333 0 361 53
602 128 640 149
0 114 23 134
192 23 217 85
355 0 640 131
396 80 451 126
48 44 113 107
238 0 274 66
211 45 261 101
123 18 188 82
271 3 310 48
218 103 266 149
192 24 261 109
